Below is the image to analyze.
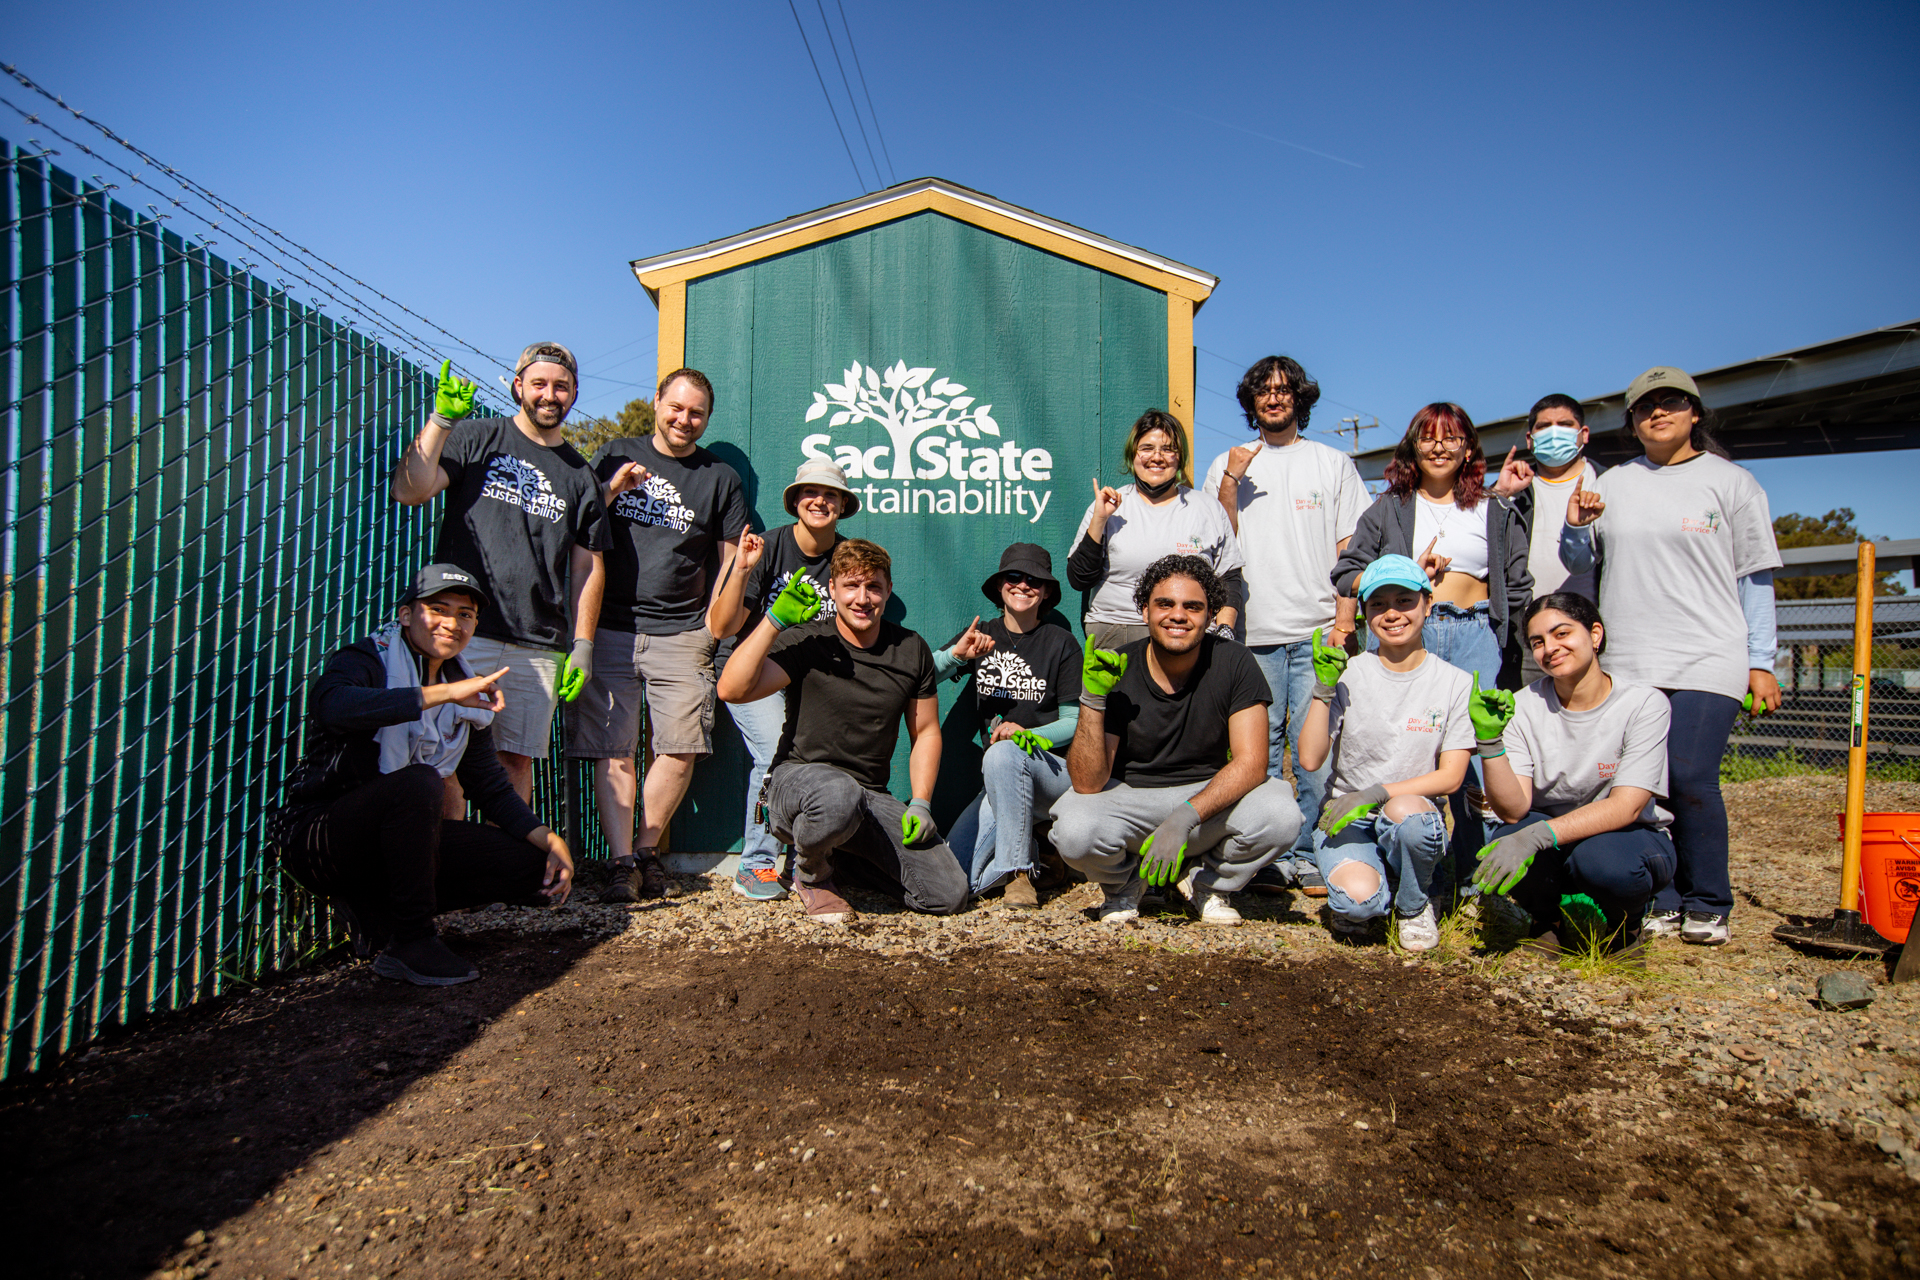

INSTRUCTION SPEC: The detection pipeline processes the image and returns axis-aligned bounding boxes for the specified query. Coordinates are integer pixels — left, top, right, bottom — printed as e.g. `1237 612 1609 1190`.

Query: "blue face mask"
1531 425 1583 467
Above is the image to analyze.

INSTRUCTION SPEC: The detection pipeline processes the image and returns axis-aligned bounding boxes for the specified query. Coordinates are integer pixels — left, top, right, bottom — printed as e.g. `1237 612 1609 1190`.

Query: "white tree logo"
805 360 1000 480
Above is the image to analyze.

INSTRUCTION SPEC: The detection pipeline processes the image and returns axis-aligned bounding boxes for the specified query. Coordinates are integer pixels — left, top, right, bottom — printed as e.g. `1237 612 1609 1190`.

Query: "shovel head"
1774 909 1895 956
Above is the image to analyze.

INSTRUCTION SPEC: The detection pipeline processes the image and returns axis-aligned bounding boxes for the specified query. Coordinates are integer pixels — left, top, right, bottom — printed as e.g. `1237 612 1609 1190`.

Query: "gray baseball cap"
783 458 860 517
514 341 578 380
1624 366 1700 409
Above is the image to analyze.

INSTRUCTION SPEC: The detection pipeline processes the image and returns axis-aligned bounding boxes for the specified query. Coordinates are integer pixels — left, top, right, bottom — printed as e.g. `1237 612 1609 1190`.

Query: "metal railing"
0 142 599 1078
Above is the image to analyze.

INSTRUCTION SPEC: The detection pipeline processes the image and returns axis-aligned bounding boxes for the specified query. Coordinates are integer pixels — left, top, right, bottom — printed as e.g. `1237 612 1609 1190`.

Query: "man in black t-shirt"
716 538 968 923
567 368 750 903
708 459 856 902
1054 555 1301 926
392 343 610 805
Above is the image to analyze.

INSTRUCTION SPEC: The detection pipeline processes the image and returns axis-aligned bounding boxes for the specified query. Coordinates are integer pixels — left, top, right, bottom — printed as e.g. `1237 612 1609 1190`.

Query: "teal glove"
1741 691 1770 719
434 359 477 421
1008 729 1053 756
1469 673 1515 752
556 638 593 703
1310 626 1348 700
767 573 823 630
1325 784 1389 836
1471 822 1558 895
1139 801 1201 886
1080 635 1129 710
901 798 936 848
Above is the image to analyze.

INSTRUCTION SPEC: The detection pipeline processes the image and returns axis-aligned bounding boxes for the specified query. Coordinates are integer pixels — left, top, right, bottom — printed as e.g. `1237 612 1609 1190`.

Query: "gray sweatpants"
764 761 969 915
1049 776 1300 893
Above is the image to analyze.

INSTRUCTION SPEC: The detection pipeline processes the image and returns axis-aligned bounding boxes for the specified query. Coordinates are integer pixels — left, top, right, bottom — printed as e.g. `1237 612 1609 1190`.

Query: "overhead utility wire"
814 0 883 189
834 0 894 185
785 0 870 191
2 63 512 381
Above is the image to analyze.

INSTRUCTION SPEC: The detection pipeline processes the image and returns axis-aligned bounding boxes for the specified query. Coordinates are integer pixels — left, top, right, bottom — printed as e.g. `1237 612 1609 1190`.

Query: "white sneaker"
1680 912 1730 946
1184 878 1243 928
1097 879 1146 925
1642 909 1685 939
1395 903 1440 952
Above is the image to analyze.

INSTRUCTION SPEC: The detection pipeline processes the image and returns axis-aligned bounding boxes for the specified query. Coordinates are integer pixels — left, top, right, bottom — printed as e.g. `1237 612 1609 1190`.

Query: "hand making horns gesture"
1417 536 1453 584
1490 445 1534 498
1091 475 1123 524
1565 474 1605 528
950 616 996 662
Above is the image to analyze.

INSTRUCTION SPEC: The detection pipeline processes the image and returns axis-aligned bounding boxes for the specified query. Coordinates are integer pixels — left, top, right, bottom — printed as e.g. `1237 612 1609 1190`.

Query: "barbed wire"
0 63 511 386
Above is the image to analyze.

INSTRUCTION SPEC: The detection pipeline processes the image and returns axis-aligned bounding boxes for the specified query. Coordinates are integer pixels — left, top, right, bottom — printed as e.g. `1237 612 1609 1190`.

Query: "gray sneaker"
1097 879 1147 925
1680 912 1730 946
1642 908 1685 939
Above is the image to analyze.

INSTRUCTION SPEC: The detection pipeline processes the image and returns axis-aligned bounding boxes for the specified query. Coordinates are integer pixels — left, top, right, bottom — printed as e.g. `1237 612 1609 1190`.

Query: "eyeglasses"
1257 384 1295 401
1632 392 1694 418
1134 446 1181 460
1416 433 1465 449
1001 571 1045 588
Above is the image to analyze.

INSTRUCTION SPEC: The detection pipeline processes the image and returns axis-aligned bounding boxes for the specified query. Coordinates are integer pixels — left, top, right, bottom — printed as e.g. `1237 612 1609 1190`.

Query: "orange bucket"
1840 812 1920 944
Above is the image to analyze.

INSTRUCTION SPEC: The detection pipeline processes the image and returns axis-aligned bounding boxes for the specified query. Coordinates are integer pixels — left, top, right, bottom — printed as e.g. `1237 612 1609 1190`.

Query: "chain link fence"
1730 594 1920 782
0 141 602 1078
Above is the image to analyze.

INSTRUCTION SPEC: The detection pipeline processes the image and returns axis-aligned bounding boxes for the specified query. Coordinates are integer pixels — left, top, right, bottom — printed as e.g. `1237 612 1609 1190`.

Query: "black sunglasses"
1001 570 1047 588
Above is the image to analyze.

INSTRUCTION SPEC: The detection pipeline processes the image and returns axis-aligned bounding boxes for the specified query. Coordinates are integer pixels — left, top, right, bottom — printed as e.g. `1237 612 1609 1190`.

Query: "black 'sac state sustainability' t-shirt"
592 436 748 636
434 417 610 650
943 617 1081 737
1105 636 1271 788
768 617 936 792
740 524 844 632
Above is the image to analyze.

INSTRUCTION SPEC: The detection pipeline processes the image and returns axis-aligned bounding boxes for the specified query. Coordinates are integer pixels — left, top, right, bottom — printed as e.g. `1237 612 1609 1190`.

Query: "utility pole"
1336 415 1363 454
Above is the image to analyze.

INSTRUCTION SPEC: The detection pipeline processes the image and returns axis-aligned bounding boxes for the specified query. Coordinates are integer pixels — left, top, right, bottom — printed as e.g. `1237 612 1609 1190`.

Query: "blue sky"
10 0 1918 575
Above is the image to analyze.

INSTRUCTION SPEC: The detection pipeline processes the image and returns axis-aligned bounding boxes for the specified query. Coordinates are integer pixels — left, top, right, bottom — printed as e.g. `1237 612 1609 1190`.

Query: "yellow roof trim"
630 177 1217 309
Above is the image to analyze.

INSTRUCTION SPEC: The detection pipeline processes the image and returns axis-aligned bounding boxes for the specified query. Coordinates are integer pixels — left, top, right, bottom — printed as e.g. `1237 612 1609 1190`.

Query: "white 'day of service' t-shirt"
1201 438 1368 646
1325 652 1474 799
1504 677 1672 829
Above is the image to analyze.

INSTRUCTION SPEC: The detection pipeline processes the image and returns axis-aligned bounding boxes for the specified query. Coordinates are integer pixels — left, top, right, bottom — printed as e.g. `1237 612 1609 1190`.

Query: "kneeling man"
1052 555 1300 925
269 565 574 985
716 538 969 922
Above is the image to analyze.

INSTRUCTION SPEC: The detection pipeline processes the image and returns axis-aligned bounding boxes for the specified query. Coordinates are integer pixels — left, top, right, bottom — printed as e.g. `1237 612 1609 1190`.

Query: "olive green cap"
1624 366 1700 409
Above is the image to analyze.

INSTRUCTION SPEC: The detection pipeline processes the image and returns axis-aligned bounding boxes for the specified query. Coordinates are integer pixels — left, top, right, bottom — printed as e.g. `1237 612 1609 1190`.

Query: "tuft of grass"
1721 746 1920 784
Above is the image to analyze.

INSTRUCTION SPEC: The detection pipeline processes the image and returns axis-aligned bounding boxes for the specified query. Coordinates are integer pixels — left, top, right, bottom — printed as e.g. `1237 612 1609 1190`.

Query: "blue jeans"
1313 807 1448 921
1489 812 1676 934
1249 640 1327 861
720 648 786 869
1395 601 1502 889
946 739 1074 893
1649 690 1739 918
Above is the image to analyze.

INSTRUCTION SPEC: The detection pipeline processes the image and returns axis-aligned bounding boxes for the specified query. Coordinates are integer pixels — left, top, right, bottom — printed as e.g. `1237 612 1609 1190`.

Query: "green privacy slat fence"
0 141 602 1079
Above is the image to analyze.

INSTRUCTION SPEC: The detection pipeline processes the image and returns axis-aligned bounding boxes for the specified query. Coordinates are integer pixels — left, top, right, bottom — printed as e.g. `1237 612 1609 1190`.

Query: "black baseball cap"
401 563 489 612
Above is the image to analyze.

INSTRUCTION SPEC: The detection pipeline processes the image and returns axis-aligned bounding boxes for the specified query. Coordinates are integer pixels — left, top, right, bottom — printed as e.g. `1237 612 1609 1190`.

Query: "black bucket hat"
981 543 1061 609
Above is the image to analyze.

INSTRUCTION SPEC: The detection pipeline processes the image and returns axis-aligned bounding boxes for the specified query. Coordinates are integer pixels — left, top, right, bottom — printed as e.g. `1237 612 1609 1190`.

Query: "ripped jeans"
1312 806 1449 922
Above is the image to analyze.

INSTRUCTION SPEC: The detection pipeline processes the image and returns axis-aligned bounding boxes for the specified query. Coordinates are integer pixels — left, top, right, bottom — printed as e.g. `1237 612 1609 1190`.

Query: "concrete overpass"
1352 318 1920 480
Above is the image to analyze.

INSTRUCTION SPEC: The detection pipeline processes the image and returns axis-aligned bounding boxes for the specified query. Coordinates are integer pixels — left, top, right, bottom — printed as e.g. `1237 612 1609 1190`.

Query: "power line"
834 0 895 185
814 0 884 189
785 0 870 191
1 63 511 384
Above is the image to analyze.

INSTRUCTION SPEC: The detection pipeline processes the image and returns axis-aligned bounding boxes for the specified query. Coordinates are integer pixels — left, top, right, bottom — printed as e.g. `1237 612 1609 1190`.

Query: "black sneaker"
1246 864 1294 897
1297 867 1329 899
600 859 640 904
372 935 479 986
633 850 673 899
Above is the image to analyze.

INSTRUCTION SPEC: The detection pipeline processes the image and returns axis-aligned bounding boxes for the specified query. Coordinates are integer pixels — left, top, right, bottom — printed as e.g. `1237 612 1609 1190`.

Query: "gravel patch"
440 776 1920 1182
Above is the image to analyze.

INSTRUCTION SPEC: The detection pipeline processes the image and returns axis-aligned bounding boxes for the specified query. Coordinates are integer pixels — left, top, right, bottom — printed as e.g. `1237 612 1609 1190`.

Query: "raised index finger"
1422 536 1439 559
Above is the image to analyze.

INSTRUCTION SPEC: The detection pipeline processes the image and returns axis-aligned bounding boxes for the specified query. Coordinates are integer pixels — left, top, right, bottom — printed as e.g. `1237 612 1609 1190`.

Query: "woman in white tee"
1068 409 1244 650
1472 593 1677 955
1559 367 1782 948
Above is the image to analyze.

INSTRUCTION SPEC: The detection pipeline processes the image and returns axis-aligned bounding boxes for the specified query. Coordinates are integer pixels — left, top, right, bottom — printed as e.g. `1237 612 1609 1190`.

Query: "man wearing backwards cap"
569 368 749 903
268 565 575 986
1296 554 1478 952
708 458 859 902
391 343 612 807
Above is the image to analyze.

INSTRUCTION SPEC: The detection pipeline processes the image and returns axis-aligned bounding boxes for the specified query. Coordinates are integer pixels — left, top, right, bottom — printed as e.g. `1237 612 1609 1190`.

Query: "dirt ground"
6 779 1920 1280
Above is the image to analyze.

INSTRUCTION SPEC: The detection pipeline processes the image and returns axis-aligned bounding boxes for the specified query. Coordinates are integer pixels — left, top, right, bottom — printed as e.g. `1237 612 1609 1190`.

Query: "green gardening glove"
1008 729 1053 756
900 798 936 848
767 573 823 630
1558 892 1607 940
555 638 593 703
1080 635 1129 710
434 359 477 421
1469 673 1515 744
1313 629 1344 694
1471 822 1558 895
1138 801 1201 886
1325 784 1389 836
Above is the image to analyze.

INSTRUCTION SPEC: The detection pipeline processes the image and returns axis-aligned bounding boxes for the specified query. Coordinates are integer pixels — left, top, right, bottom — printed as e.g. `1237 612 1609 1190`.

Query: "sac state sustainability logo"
801 360 1056 524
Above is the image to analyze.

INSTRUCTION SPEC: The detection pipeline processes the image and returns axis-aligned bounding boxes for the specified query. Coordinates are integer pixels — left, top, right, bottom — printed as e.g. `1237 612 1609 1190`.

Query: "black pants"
278 764 548 942
1490 812 1676 936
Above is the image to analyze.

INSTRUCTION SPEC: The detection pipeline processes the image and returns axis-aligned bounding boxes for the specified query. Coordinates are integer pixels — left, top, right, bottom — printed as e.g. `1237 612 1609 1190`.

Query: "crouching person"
715 538 969 923
1298 555 1472 950
269 565 574 986
1052 555 1299 926
1472 593 1677 953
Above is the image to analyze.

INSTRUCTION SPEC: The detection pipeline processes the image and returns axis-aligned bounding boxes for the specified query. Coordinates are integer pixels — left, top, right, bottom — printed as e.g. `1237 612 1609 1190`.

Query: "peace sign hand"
1566 475 1605 528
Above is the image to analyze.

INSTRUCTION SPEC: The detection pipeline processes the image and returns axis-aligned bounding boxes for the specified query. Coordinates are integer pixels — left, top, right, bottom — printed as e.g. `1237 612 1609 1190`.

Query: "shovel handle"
1839 541 1875 913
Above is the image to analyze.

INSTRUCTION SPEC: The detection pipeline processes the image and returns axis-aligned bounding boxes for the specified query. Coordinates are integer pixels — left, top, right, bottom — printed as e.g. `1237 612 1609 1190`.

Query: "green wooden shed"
629 177 1218 854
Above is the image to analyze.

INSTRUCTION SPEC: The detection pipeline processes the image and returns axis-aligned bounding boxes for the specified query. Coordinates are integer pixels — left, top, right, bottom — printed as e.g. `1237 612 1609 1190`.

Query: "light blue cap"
1356 553 1431 601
